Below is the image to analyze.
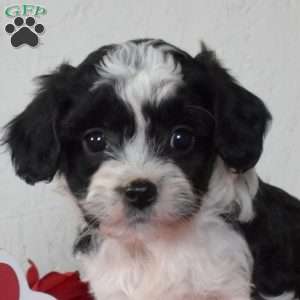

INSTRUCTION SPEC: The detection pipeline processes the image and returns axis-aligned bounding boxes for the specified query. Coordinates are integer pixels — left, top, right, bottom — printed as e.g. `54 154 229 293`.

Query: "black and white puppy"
4 39 300 300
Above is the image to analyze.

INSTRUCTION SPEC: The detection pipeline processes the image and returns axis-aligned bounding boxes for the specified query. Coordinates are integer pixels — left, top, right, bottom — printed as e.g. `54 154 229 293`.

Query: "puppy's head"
4 39 271 240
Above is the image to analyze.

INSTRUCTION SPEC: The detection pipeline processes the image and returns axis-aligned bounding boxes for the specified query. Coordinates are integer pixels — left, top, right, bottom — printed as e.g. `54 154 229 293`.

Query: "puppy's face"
4 39 271 240
63 86 215 238
60 43 216 238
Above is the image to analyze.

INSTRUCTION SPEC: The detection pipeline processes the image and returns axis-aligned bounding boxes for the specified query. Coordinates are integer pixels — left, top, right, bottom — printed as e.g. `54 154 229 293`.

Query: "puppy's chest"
79 233 250 300
82 244 206 300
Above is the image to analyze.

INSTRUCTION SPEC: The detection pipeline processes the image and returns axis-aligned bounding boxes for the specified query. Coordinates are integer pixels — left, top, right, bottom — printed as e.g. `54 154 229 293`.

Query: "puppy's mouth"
111 206 154 229
128 214 150 225
97 200 198 243
99 207 195 245
126 205 152 225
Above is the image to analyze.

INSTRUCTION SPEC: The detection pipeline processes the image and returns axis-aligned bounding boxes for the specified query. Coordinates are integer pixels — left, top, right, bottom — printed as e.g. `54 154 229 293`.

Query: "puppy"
4 39 300 300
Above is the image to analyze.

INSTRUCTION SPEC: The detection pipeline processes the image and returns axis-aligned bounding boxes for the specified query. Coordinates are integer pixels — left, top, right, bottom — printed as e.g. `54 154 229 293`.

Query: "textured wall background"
0 0 299 275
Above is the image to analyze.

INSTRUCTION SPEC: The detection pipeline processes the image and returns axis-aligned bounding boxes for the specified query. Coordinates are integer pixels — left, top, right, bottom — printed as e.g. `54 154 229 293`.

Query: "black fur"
195 46 272 172
73 226 102 255
59 83 135 198
4 64 76 184
142 90 216 195
240 181 300 297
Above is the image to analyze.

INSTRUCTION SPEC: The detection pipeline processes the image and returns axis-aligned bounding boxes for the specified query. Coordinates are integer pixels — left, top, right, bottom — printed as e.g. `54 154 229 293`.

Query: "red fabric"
0 262 20 300
26 261 94 300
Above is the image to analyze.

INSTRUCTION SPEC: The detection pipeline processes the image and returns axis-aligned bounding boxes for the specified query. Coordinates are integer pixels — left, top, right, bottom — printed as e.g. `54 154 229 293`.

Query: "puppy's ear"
195 44 272 172
3 63 76 184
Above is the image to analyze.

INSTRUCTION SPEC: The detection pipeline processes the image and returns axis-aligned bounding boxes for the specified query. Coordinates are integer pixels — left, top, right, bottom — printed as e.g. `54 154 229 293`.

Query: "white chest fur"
79 211 253 300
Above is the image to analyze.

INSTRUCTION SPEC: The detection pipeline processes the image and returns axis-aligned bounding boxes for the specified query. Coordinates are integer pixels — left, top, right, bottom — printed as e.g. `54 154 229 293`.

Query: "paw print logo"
5 16 44 47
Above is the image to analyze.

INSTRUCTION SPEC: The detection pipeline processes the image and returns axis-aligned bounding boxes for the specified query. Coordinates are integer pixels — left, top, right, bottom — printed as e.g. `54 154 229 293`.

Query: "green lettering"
5 5 20 17
35 6 47 17
23 5 35 16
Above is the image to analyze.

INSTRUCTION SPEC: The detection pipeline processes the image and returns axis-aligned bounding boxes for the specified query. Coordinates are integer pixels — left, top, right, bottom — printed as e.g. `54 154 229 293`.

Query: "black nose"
124 179 157 209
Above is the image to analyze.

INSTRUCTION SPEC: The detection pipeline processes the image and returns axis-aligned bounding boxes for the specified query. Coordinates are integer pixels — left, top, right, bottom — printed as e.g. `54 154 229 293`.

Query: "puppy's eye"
170 127 195 153
83 129 106 153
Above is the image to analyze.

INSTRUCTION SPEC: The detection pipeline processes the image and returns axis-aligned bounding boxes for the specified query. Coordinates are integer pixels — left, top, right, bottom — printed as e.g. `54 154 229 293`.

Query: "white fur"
78 159 258 300
202 158 258 223
81 215 252 300
94 40 183 112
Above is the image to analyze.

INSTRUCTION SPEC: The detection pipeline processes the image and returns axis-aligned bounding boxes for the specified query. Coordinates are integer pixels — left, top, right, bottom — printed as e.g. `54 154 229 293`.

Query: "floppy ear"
195 45 272 172
3 63 76 184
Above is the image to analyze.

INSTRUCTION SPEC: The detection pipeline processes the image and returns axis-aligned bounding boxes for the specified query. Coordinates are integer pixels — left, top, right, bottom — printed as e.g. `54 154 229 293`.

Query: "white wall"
0 0 299 275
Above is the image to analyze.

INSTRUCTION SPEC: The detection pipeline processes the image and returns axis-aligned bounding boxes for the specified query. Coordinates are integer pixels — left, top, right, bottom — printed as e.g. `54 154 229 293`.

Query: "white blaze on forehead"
94 40 183 121
94 40 183 160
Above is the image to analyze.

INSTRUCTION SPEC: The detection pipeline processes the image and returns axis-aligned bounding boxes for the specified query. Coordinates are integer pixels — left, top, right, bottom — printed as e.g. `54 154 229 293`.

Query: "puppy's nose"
124 179 157 209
